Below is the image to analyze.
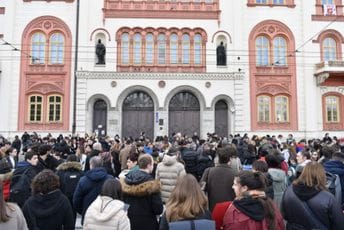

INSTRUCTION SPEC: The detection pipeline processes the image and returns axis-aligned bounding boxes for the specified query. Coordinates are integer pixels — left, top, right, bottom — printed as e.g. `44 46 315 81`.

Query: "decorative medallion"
111 81 117 87
158 80 166 88
44 21 52 30
205 81 211 88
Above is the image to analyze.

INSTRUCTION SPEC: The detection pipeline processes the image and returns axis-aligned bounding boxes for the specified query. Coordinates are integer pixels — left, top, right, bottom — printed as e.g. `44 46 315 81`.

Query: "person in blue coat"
73 156 113 224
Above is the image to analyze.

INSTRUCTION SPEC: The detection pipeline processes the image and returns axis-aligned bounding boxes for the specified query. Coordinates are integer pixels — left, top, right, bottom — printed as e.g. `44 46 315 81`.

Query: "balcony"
314 60 344 85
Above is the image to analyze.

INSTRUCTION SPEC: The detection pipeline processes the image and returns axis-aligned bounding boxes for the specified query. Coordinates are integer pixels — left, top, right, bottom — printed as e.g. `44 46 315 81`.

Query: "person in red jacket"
221 171 284 230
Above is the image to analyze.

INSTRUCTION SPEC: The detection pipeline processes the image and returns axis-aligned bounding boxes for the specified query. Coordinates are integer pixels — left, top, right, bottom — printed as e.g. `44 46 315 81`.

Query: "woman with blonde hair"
0 181 28 229
159 174 214 230
281 161 344 229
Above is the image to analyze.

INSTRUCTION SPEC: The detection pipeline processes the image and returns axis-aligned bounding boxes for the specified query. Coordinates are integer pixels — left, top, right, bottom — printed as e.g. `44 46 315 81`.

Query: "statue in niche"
96 39 106 65
216 41 226 66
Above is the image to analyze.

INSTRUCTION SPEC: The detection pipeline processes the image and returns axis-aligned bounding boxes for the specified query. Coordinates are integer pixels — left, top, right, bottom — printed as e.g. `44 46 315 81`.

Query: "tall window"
50 33 64 64
194 34 202 65
323 37 337 61
257 96 270 122
29 95 43 122
146 33 154 64
133 33 141 64
273 36 287 65
326 96 339 122
121 33 129 64
182 34 190 64
48 95 62 122
322 0 333 4
158 34 166 64
31 33 45 64
275 96 288 122
256 36 269 66
170 33 178 64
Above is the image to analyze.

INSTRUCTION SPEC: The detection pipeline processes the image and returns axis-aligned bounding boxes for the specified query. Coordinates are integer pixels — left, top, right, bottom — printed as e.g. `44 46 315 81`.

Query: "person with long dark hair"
221 171 284 230
0 181 27 230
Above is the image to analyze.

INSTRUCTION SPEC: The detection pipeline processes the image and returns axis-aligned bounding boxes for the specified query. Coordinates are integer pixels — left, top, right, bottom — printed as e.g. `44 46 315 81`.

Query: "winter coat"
281 184 344 229
56 161 84 207
23 189 75 230
0 203 28 230
83 195 130 230
223 197 285 230
200 164 236 211
121 169 163 230
159 210 212 230
155 155 186 203
268 168 287 209
73 167 113 223
323 160 344 205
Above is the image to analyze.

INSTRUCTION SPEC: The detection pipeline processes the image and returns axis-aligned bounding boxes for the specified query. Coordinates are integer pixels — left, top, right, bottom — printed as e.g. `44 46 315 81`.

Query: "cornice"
76 71 245 81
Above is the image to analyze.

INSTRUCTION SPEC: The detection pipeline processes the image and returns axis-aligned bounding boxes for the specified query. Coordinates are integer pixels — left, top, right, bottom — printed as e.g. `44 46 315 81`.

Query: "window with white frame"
170 33 178 64
133 33 142 64
50 33 64 64
182 34 190 64
48 95 62 122
158 34 166 64
258 95 271 122
273 36 287 65
29 95 43 122
121 33 129 64
323 37 337 61
256 36 269 66
275 95 289 122
31 33 46 64
146 33 154 64
194 34 202 65
326 96 339 122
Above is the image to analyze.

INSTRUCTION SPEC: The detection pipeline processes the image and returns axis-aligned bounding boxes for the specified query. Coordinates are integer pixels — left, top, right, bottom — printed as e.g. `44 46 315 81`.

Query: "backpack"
9 168 32 207
326 171 342 205
169 219 215 230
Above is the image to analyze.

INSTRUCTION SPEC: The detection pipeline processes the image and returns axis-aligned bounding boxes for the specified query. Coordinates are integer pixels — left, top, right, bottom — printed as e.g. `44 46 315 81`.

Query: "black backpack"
326 171 342 205
9 168 32 207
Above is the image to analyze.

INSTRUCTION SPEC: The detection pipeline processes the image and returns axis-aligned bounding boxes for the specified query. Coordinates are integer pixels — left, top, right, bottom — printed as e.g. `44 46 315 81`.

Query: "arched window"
146 33 154 64
273 36 287 65
50 33 64 64
257 95 271 122
170 33 178 64
256 36 269 66
121 33 129 64
323 37 337 61
29 95 43 122
194 34 202 65
158 34 166 64
133 33 141 64
31 33 45 64
325 96 339 122
275 95 289 122
182 34 190 64
48 95 62 122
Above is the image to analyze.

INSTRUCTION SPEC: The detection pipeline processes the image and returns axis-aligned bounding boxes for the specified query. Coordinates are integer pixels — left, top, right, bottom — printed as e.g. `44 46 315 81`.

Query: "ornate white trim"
76 71 245 81
320 86 344 95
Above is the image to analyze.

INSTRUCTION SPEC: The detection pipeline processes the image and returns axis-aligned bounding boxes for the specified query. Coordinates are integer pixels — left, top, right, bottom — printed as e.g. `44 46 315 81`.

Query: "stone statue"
96 39 106 65
216 41 226 66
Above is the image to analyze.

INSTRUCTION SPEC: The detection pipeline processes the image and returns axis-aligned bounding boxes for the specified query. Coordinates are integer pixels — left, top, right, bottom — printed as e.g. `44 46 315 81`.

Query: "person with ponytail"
221 171 284 230
0 181 28 230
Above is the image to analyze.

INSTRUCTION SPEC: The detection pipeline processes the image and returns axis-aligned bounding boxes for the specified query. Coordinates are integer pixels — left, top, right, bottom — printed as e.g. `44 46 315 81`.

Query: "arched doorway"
122 91 154 139
93 99 107 136
169 91 200 137
215 100 228 137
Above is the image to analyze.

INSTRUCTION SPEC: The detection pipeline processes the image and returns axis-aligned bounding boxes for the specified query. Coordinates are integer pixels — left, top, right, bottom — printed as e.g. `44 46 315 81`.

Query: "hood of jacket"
162 155 177 166
121 170 160 197
87 196 126 222
268 168 286 182
233 197 265 221
85 167 109 182
56 161 82 171
292 183 320 201
323 160 344 176
27 190 67 218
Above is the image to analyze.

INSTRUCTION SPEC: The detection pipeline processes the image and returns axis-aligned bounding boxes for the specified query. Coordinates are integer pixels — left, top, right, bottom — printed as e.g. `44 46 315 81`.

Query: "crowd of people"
0 131 344 229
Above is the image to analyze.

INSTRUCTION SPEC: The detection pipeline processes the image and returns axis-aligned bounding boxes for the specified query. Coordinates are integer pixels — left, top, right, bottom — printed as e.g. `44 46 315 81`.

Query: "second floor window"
194 34 202 65
170 34 178 64
273 36 287 65
31 33 45 64
50 33 64 64
256 36 269 66
158 34 166 64
323 37 337 61
121 33 129 64
182 34 190 64
322 0 333 4
133 33 142 64
146 33 154 64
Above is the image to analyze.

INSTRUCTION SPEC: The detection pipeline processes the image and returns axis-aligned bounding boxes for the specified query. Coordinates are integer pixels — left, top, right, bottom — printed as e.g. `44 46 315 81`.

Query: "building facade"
0 0 344 139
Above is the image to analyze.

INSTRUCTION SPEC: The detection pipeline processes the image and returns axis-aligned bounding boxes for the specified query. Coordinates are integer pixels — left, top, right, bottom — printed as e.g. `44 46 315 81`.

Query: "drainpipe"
72 0 80 134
